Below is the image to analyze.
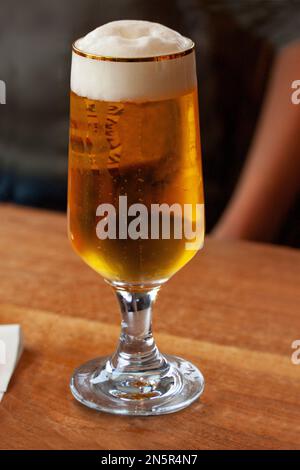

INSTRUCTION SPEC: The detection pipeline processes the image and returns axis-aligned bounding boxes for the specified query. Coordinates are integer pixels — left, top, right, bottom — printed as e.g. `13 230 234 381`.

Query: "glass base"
70 354 205 416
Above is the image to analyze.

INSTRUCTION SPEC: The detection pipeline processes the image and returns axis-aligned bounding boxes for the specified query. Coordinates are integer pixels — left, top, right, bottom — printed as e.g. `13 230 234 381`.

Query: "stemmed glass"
68 33 205 415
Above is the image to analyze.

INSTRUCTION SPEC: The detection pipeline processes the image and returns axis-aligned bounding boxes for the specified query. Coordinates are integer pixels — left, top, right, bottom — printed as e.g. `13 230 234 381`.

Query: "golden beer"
68 88 204 283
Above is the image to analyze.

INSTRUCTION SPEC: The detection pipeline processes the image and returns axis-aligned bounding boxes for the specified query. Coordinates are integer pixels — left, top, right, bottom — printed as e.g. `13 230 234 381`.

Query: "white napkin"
0 325 23 402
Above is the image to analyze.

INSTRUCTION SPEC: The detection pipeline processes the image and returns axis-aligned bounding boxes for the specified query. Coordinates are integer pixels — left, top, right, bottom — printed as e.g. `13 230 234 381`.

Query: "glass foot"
70 354 205 416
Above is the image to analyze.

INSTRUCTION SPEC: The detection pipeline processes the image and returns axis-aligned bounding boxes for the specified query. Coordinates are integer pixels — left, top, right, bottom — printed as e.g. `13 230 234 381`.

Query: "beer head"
75 20 193 58
71 20 197 102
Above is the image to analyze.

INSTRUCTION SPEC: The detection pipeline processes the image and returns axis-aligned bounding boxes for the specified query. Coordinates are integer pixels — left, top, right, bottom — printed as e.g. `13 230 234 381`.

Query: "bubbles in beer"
68 21 204 283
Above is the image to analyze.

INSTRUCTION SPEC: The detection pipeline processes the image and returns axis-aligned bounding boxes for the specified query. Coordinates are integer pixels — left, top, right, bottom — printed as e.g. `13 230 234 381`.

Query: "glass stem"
110 286 168 374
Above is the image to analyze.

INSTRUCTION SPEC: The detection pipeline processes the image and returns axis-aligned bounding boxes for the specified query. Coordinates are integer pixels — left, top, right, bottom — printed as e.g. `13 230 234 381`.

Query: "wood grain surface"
0 204 300 450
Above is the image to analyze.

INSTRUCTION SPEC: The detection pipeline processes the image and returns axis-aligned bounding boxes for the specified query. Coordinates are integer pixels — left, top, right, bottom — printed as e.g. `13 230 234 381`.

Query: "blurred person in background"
212 15 300 244
0 0 299 246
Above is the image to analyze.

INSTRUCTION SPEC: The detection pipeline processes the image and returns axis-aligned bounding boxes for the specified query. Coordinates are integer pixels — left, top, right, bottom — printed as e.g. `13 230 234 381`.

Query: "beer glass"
68 21 205 415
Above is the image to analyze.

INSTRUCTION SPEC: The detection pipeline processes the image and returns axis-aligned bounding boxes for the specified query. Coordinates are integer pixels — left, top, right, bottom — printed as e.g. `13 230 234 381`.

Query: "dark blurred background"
0 0 300 246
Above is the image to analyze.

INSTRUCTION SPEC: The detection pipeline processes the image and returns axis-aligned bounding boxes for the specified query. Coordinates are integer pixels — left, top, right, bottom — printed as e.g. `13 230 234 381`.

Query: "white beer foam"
71 20 197 102
75 20 193 58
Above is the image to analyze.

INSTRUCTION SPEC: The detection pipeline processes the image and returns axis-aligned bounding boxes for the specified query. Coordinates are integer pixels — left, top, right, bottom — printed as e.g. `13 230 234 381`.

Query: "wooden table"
0 204 300 450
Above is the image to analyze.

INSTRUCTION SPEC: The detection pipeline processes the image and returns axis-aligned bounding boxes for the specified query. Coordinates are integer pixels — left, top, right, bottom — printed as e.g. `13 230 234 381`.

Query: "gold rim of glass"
72 40 195 62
